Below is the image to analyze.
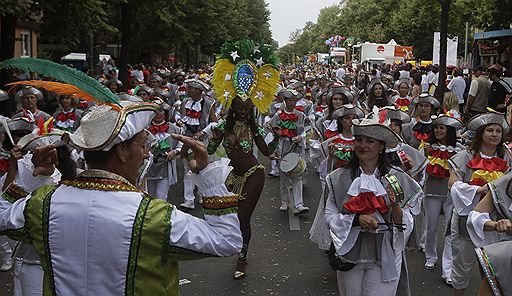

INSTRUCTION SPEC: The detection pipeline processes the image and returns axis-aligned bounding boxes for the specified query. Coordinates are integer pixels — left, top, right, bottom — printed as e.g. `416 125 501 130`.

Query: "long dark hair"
367 83 389 109
56 145 77 180
428 124 458 147
225 96 258 135
469 124 505 158
346 140 390 179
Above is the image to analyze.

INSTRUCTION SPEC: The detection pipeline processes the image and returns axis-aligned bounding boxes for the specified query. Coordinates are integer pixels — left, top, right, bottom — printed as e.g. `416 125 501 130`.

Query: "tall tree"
438 0 452 103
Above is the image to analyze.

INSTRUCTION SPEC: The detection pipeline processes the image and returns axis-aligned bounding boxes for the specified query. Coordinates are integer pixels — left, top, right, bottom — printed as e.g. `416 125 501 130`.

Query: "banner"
432 32 458 66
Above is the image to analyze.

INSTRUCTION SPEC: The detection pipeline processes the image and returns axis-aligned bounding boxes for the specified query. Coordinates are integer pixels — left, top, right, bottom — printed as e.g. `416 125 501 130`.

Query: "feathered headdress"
1 58 121 110
212 40 280 113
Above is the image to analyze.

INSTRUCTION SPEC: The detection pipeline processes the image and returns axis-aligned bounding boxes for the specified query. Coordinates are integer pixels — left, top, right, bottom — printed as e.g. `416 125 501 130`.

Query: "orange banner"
394 46 414 59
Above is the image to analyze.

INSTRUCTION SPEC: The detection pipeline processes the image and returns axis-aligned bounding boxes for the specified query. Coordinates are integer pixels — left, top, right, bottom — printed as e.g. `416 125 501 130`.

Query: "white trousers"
279 174 304 209
147 179 169 201
337 263 399 296
424 196 453 279
450 211 476 290
0 235 12 262
183 159 197 203
14 259 43 296
270 159 279 175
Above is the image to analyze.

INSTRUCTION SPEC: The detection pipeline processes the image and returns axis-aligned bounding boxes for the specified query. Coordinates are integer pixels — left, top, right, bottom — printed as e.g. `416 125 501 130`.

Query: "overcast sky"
266 0 341 47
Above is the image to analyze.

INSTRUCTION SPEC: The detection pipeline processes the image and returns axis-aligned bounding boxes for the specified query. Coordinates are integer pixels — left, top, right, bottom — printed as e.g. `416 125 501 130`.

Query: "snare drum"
280 152 306 178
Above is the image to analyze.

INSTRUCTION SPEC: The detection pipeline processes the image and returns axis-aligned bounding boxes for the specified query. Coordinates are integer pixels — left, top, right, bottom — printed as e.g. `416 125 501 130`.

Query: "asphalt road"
0 155 480 295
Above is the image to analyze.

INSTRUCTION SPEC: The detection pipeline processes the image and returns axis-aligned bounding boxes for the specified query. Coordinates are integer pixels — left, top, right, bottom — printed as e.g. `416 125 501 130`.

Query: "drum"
280 152 306 178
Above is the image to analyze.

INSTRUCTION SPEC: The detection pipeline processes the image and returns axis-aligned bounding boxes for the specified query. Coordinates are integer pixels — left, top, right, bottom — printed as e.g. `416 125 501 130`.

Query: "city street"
0 156 481 295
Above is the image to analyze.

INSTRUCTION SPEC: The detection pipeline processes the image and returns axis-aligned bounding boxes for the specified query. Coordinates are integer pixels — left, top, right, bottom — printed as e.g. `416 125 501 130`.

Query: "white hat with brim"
14 87 43 105
352 118 402 144
327 86 354 103
332 104 364 120
432 114 463 130
413 93 440 109
185 79 210 92
0 117 36 133
467 111 509 134
379 106 411 124
17 129 66 151
69 101 158 151
280 89 303 100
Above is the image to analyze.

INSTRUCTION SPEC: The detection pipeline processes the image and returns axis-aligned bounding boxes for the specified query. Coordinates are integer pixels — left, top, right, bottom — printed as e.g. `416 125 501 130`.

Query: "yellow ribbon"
470 170 505 184
427 156 450 170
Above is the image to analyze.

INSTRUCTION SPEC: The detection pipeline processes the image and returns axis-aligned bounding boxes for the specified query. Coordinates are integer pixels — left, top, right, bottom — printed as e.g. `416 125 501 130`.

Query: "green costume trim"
24 184 57 296
133 198 176 296
1 183 29 204
278 120 297 130
226 164 265 198
125 195 151 296
0 227 29 243
203 207 238 216
256 126 266 137
334 150 352 161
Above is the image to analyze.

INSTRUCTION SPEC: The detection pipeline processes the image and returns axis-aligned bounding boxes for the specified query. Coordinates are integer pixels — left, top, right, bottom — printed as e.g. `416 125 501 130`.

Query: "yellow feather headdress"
212 40 280 113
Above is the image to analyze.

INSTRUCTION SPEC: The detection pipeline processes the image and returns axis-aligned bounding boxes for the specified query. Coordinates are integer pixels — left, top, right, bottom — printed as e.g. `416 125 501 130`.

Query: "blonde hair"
443 91 458 111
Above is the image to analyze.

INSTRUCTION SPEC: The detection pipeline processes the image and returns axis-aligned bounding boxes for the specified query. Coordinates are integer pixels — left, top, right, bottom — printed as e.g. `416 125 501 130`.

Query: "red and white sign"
377 45 385 54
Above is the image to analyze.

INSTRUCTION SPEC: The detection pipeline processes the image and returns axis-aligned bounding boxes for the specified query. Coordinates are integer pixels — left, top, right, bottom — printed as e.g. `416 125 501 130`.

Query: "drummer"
270 89 309 215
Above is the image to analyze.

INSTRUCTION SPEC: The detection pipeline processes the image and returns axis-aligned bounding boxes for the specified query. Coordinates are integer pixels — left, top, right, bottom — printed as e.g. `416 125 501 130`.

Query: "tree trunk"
437 0 451 105
0 14 17 116
118 1 131 89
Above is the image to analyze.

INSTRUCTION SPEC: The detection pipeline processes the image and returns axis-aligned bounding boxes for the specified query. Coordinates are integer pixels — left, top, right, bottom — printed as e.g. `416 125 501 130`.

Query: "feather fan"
1 58 120 106
7 80 121 111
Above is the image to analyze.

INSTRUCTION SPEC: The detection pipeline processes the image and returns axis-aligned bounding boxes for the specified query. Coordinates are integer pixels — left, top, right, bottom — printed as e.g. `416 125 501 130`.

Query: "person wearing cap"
265 90 285 178
464 65 490 118
270 89 309 214
1 117 71 295
422 114 463 285
447 67 467 112
321 104 363 172
12 86 51 123
105 78 123 94
52 95 83 132
309 104 363 252
390 79 413 113
0 100 242 296
488 64 512 114
147 73 164 89
448 111 511 295
324 112 422 295
179 79 217 210
313 88 328 120
381 106 427 181
134 84 154 102
146 99 182 200
402 93 440 149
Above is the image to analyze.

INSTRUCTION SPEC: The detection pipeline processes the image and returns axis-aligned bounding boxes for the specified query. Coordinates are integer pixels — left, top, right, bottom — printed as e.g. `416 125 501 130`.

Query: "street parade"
1 0 512 295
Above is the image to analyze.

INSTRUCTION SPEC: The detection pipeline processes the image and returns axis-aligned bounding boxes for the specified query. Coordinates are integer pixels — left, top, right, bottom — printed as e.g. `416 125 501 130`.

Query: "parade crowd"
0 41 512 296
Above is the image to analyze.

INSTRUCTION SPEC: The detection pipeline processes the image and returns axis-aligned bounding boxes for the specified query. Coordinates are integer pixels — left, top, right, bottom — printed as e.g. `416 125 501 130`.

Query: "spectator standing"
464 65 490 119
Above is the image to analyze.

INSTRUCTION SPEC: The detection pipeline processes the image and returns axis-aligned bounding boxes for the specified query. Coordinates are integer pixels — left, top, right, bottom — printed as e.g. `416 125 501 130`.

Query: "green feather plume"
0 58 120 106
218 40 279 69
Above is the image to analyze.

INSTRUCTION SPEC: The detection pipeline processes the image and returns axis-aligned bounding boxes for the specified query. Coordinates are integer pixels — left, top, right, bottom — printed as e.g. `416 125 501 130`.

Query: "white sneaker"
0 259 13 272
444 278 453 286
180 201 195 210
279 203 288 211
293 206 309 215
424 261 435 270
